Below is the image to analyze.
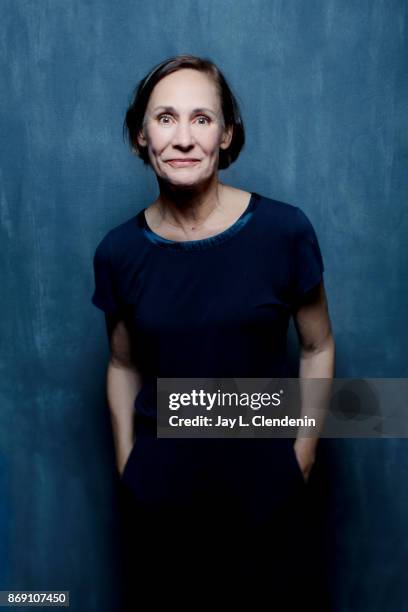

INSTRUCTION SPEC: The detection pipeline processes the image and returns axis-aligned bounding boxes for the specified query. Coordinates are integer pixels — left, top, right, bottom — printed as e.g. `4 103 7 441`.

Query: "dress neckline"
136 191 261 251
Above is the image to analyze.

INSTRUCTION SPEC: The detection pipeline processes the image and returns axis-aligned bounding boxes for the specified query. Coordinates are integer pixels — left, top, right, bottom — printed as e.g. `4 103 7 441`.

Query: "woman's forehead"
148 69 219 108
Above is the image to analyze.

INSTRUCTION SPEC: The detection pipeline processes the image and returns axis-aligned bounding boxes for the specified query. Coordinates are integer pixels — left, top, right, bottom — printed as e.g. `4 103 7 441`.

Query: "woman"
92 54 335 609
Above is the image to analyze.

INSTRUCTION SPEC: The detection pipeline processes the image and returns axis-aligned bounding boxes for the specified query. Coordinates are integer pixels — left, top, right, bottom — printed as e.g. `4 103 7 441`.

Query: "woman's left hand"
293 438 317 483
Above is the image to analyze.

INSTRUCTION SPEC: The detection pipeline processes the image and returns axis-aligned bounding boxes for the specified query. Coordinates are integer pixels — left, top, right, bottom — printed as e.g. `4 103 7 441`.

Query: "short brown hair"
123 54 245 170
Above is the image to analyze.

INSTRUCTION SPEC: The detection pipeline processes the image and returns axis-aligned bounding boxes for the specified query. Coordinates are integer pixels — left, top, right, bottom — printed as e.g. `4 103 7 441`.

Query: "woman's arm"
292 280 335 481
105 314 142 476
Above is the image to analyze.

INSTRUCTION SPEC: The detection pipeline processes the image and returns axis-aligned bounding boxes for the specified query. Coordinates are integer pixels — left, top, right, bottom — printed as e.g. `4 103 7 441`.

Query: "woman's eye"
157 114 211 125
158 114 172 124
196 115 211 125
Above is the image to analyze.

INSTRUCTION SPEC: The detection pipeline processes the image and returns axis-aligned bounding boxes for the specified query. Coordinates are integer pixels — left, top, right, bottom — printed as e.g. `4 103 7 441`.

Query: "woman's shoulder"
257 191 298 215
93 211 147 262
109 213 142 241
225 185 301 225
255 192 309 233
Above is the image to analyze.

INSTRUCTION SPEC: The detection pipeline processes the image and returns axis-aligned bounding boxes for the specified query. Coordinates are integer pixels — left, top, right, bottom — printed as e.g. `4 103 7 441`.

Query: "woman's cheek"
147 125 170 150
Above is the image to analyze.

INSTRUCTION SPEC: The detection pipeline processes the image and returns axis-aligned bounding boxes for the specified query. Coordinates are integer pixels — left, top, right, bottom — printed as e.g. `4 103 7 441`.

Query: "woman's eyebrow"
152 105 217 116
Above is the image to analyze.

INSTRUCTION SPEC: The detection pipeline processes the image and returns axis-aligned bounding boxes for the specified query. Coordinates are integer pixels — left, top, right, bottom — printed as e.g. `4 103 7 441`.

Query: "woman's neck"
153 179 229 231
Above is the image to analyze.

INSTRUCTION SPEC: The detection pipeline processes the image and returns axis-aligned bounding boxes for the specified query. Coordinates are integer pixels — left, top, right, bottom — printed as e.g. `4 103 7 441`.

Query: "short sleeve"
91 232 123 315
290 207 324 308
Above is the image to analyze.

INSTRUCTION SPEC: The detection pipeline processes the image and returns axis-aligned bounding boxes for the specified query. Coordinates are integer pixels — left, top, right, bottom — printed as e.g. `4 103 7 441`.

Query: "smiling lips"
165 159 201 167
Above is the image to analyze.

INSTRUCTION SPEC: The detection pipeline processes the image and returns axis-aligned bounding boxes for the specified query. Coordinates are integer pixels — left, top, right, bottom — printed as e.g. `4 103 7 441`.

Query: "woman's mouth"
165 159 201 167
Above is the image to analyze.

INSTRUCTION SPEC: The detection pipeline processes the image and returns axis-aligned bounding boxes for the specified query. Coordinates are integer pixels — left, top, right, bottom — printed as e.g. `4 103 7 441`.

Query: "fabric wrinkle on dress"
92 191 329 609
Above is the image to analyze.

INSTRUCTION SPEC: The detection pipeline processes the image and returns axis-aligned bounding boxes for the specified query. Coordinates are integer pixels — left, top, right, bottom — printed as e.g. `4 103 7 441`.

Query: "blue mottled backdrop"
1 1 407 611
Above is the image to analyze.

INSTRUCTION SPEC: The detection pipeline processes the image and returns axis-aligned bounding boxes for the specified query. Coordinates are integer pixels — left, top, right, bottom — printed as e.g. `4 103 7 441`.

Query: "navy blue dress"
92 191 328 609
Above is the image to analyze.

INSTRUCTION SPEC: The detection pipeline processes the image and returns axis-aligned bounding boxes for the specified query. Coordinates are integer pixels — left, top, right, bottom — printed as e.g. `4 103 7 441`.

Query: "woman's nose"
172 121 195 147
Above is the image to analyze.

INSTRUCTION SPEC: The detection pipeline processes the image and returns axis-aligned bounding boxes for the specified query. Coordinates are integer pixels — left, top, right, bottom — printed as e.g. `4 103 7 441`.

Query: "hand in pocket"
119 443 136 479
292 441 316 484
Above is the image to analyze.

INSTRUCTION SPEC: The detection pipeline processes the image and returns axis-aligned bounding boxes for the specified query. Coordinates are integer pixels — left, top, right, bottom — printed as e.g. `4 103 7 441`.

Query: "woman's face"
137 68 232 188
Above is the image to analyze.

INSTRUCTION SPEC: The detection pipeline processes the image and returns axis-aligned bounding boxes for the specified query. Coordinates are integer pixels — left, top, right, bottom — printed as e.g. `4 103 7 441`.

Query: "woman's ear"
220 124 233 150
136 128 147 148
